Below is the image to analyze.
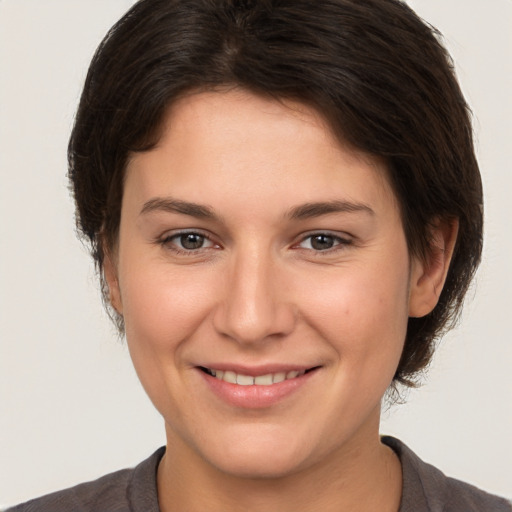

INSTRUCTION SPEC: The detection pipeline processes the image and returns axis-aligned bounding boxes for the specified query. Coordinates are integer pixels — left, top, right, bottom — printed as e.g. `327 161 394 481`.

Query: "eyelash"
295 232 353 253
157 230 353 255
158 230 218 255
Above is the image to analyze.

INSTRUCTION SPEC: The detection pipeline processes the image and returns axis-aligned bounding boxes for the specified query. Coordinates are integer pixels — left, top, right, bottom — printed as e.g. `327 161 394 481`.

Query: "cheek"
119 265 220 416
120 264 218 353
296 262 410 368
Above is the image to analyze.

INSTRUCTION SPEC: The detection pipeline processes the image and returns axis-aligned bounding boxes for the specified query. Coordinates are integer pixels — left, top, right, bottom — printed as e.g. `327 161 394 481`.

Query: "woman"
7 0 511 510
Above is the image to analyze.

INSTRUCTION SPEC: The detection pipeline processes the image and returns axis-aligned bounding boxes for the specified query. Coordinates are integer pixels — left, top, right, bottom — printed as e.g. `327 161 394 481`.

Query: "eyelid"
155 228 353 254
293 231 353 251
157 229 220 252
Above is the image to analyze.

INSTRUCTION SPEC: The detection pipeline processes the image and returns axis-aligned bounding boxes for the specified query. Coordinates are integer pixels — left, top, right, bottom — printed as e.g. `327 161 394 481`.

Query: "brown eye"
297 233 351 252
310 234 336 250
179 233 206 250
160 231 216 253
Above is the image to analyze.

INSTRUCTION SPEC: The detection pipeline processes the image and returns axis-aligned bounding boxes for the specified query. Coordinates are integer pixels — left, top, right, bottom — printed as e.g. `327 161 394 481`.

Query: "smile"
201 367 308 386
198 365 320 408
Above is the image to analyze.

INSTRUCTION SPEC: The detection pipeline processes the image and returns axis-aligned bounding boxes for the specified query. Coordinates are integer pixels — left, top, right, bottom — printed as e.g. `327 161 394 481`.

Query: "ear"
103 250 123 314
408 218 459 318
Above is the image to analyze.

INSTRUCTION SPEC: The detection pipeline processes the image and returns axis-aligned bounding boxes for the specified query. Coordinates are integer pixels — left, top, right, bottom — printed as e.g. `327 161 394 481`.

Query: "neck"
157 417 402 512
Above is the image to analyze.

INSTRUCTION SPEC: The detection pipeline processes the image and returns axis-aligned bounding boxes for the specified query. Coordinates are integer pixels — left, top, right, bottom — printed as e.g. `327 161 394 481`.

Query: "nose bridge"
213 241 294 344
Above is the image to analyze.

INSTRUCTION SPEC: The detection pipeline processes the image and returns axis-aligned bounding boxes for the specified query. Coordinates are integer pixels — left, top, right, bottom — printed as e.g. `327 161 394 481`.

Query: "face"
107 90 427 478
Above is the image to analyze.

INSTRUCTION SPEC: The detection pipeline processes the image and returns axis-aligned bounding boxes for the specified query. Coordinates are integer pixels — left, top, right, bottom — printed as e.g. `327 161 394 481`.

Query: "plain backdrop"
1 0 511 507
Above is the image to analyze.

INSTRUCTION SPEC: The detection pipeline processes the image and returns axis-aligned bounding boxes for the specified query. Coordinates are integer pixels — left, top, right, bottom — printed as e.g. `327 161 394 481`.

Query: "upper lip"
196 364 319 377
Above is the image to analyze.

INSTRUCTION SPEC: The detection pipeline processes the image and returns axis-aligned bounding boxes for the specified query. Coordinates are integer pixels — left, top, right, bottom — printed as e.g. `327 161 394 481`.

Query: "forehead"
124 89 398 220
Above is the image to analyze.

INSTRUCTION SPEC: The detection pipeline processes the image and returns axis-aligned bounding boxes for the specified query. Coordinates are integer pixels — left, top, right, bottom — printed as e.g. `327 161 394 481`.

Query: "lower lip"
199 369 318 409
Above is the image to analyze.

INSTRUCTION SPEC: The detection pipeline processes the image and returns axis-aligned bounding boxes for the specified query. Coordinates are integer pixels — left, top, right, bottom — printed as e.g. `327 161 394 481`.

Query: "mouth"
199 366 319 386
197 364 321 408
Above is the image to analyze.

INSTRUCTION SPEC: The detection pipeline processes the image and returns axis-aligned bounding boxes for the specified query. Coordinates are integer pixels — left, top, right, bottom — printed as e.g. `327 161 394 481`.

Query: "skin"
105 89 457 511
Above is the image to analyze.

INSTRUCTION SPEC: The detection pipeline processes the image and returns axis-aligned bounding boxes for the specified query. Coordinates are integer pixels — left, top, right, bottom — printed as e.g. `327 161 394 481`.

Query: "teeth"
236 374 255 386
255 374 273 385
223 371 237 384
206 368 307 385
272 372 286 383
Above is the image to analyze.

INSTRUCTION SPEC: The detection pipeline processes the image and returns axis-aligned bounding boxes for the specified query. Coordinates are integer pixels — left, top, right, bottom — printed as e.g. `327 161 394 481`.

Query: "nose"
212 248 296 345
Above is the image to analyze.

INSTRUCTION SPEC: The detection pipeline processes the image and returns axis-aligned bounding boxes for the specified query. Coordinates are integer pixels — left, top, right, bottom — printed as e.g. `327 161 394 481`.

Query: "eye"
298 233 350 251
161 231 216 252
177 233 208 250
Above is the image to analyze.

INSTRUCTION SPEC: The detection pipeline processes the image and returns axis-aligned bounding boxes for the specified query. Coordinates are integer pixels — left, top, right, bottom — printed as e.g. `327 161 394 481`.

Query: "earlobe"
408 218 459 318
104 250 123 314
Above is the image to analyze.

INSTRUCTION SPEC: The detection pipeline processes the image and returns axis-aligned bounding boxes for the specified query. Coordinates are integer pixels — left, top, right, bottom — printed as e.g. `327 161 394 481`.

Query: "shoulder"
6 468 133 512
6 447 165 512
382 436 512 512
443 476 512 511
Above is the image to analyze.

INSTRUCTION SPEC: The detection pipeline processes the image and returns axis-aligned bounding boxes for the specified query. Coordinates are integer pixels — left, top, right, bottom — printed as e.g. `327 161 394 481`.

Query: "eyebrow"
139 197 374 221
140 197 217 219
286 200 375 220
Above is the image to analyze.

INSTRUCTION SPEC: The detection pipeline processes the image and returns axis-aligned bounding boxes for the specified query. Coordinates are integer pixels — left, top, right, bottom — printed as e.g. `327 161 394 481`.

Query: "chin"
196 426 316 480
211 451 308 480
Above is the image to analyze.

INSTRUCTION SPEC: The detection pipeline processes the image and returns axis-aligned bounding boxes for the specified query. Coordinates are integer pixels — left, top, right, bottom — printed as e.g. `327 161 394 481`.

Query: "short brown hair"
69 0 483 387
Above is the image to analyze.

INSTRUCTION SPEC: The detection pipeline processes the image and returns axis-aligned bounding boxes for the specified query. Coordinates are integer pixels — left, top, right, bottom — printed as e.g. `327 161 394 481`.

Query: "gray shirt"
7 437 511 511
